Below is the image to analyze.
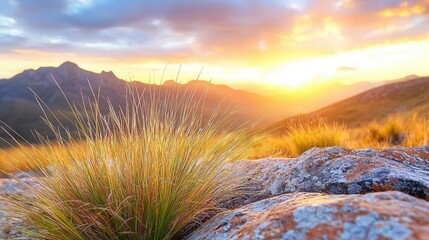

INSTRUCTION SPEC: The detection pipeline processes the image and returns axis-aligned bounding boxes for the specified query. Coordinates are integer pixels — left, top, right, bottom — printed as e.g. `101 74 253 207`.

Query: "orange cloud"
380 2 426 17
281 16 344 51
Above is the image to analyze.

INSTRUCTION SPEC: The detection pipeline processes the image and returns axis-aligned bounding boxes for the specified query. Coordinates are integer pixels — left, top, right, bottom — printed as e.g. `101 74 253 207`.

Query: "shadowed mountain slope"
0 62 286 145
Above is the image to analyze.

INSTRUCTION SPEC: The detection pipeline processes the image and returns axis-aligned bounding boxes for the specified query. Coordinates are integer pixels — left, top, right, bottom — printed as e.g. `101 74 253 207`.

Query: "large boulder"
188 191 429 240
229 146 429 207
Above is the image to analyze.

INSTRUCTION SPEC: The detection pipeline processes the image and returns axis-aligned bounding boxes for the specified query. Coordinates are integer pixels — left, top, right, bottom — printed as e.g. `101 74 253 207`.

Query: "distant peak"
163 80 179 86
101 70 117 79
402 74 419 80
59 61 79 69
187 80 212 85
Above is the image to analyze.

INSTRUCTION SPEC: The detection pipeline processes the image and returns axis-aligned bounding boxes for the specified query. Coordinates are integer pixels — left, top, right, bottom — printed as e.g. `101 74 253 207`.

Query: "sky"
0 0 429 91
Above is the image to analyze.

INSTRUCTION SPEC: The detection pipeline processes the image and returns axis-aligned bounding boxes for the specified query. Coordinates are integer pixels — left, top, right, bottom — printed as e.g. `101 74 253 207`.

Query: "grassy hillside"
250 76 429 159
269 76 429 134
251 114 429 159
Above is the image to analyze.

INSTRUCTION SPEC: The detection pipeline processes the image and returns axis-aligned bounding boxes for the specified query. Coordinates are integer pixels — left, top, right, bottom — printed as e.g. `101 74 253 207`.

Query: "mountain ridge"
1 61 424 144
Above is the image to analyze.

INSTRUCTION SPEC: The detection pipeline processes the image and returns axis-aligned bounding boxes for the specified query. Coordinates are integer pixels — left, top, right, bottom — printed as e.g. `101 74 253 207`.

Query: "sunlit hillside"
252 114 429 159
269 75 429 132
252 76 429 158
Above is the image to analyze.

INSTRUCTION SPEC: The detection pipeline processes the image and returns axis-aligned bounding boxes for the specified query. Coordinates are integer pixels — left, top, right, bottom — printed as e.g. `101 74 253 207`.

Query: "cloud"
380 1 427 17
0 0 428 64
12 0 69 29
337 66 357 71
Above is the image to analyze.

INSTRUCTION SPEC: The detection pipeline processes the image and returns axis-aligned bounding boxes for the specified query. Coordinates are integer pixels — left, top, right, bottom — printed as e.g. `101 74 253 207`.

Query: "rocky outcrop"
188 191 429 240
229 146 429 208
191 146 429 239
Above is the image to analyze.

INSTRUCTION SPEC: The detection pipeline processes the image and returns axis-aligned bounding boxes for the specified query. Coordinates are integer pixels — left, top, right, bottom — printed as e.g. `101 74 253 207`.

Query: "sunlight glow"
1 38 429 92
262 39 429 89
1 0 429 94
267 60 337 88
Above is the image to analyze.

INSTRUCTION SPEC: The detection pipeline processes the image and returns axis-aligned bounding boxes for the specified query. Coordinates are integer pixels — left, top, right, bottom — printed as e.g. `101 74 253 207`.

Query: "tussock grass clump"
247 114 429 160
248 121 348 158
249 135 291 159
367 116 405 145
4 85 254 239
363 114 429 147
403 115 429 147
285 121 348 156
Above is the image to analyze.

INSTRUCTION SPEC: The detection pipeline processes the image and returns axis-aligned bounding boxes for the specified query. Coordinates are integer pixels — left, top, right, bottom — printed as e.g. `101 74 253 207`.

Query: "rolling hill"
269 75 429 134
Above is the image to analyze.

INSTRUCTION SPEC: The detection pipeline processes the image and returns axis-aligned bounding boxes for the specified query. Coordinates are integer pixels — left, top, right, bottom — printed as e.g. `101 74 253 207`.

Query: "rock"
0 199 33 239
0 176 40 239
0 174 41 239
229 146 429 207
0 177 40 194
188 191 429 240
14 171 37 179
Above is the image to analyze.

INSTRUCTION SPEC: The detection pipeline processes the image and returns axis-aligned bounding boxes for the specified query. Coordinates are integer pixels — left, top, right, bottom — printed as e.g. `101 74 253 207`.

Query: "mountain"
0 62 289 146
2 61 422 144
269 75 429 133
0 62 126 107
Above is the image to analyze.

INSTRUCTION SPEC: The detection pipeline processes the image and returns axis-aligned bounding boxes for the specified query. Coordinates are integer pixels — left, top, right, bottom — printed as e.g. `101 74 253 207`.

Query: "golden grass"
350 113 429 148
368 116 405 145
3 113 429 167
249 135 291 159
251 121 348 158
0 143 75 174
251 113 429 158
285 121 348 156
3 84 255 239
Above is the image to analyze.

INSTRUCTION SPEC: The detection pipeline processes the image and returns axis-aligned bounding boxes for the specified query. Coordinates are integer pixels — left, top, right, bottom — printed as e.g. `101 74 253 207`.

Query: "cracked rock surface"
228 146 429 207
188 191 429 240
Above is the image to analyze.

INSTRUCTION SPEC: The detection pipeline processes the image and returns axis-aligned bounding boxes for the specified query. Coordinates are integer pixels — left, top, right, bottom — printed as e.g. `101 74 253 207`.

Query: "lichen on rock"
230 146 429 207
188 191 429 240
